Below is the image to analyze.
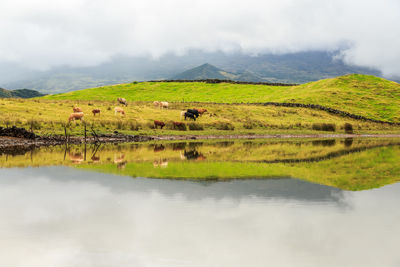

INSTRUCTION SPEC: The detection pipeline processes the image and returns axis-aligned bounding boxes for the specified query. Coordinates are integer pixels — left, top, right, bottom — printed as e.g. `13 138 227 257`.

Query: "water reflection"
0 138 399 190
0 167 399 267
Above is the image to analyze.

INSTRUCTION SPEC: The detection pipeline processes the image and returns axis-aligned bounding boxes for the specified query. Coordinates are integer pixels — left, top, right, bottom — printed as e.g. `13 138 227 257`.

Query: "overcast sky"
0 0 399 76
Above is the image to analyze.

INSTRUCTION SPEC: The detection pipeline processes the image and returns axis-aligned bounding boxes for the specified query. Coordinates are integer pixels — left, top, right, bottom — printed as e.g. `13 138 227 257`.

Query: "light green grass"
43 74 400 123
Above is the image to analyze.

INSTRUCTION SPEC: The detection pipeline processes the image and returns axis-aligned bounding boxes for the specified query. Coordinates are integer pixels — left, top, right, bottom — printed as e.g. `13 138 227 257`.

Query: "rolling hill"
0 88 45 98
43 74 400 123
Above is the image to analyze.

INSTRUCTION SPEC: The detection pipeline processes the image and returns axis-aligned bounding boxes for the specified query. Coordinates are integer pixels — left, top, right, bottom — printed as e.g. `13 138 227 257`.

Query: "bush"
128 121 141 131
214 122 235 131
27 119 41 130
312 123 336 132
173 123 187 131
188 123 204 131
344 123 353 134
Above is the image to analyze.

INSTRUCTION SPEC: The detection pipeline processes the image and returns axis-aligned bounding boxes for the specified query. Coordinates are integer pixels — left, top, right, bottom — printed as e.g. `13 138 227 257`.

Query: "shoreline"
1 133 400 150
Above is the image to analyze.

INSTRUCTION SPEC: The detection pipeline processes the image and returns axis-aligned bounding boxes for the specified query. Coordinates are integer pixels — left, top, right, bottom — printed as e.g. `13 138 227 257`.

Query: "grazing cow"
68 112 84 122
180 111 186 119
184 112 196 121
73 107 82 113
154 120 165 129
160 101 169 109
153 101 160 107
196 108 208 115
92 109 101 116
114 107 126 116
117 97 128 106
187 109 199 118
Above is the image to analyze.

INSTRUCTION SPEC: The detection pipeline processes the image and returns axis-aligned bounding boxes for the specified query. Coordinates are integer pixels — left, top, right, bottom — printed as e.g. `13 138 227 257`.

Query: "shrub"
188 123 204 131
344 123 353 134
128 121 141 131
27 119 41 130
214 122 235 130
115 120 124 130
173 123 187 131
312 123 336 132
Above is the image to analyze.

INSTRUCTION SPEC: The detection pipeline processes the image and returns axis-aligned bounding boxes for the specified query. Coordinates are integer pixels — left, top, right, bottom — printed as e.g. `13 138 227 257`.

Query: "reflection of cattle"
69 152 84 164
73 107 83 113
183 149 206 160
154 120 165 129
117 97 128 106
154 144 165 152
92 109 101 116
91 155 100 163
184 112 196 121
68 112 84 123
187 109 199 118
172 142 186 151
153 159 168 168
114 153 127 169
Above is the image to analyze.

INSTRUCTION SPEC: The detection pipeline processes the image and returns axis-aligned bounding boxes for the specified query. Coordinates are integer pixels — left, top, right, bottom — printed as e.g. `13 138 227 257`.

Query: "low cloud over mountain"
0 0 399 78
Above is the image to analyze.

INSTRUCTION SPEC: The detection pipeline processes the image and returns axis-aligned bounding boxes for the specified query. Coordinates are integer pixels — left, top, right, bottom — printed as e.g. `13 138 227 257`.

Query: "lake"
0 138 399 266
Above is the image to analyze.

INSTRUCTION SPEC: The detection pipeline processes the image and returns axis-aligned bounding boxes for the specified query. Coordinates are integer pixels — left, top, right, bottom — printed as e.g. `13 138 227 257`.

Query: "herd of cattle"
67 98 208 129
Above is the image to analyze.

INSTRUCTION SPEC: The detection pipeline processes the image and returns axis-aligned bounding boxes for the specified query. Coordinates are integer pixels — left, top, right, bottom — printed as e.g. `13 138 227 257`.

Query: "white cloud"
0 0 399 76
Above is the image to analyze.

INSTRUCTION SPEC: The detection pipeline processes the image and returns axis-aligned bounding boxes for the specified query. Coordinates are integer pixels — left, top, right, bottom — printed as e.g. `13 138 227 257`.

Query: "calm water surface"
0 139 399 266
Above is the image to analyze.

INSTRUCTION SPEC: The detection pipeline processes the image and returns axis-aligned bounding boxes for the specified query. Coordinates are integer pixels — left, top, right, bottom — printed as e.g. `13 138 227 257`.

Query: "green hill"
0 88 45 98
44 74 400 123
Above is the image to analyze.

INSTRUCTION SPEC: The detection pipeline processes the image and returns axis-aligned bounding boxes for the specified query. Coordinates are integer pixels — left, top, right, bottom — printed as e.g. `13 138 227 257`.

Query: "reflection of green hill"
75 141 400 191
1 139 399 191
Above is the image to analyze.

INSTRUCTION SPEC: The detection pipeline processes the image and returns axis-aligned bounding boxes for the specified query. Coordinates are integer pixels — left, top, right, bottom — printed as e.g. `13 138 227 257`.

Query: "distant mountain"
0 88 45 98
1 50 385 93
171 63 268 82
171 63 228 80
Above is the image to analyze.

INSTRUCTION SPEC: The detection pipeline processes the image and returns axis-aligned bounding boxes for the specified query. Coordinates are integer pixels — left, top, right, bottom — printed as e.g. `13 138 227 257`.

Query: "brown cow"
92 109 101 116
196 108 208 115
114 107 125 116
73 107 82 113
154 120 165 129
68 112 84 122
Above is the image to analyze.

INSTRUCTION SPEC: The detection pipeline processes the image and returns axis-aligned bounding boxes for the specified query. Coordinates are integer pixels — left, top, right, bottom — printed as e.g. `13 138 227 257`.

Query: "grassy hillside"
44 74 400 123
1 98 398 136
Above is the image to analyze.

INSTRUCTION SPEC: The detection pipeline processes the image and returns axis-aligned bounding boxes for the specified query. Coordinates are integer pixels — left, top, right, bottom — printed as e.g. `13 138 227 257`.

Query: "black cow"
187 109 199 118
184 112 196 121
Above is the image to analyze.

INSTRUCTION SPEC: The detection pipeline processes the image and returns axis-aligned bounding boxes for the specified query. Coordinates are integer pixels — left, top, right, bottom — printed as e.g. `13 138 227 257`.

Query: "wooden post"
84 122 87 143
